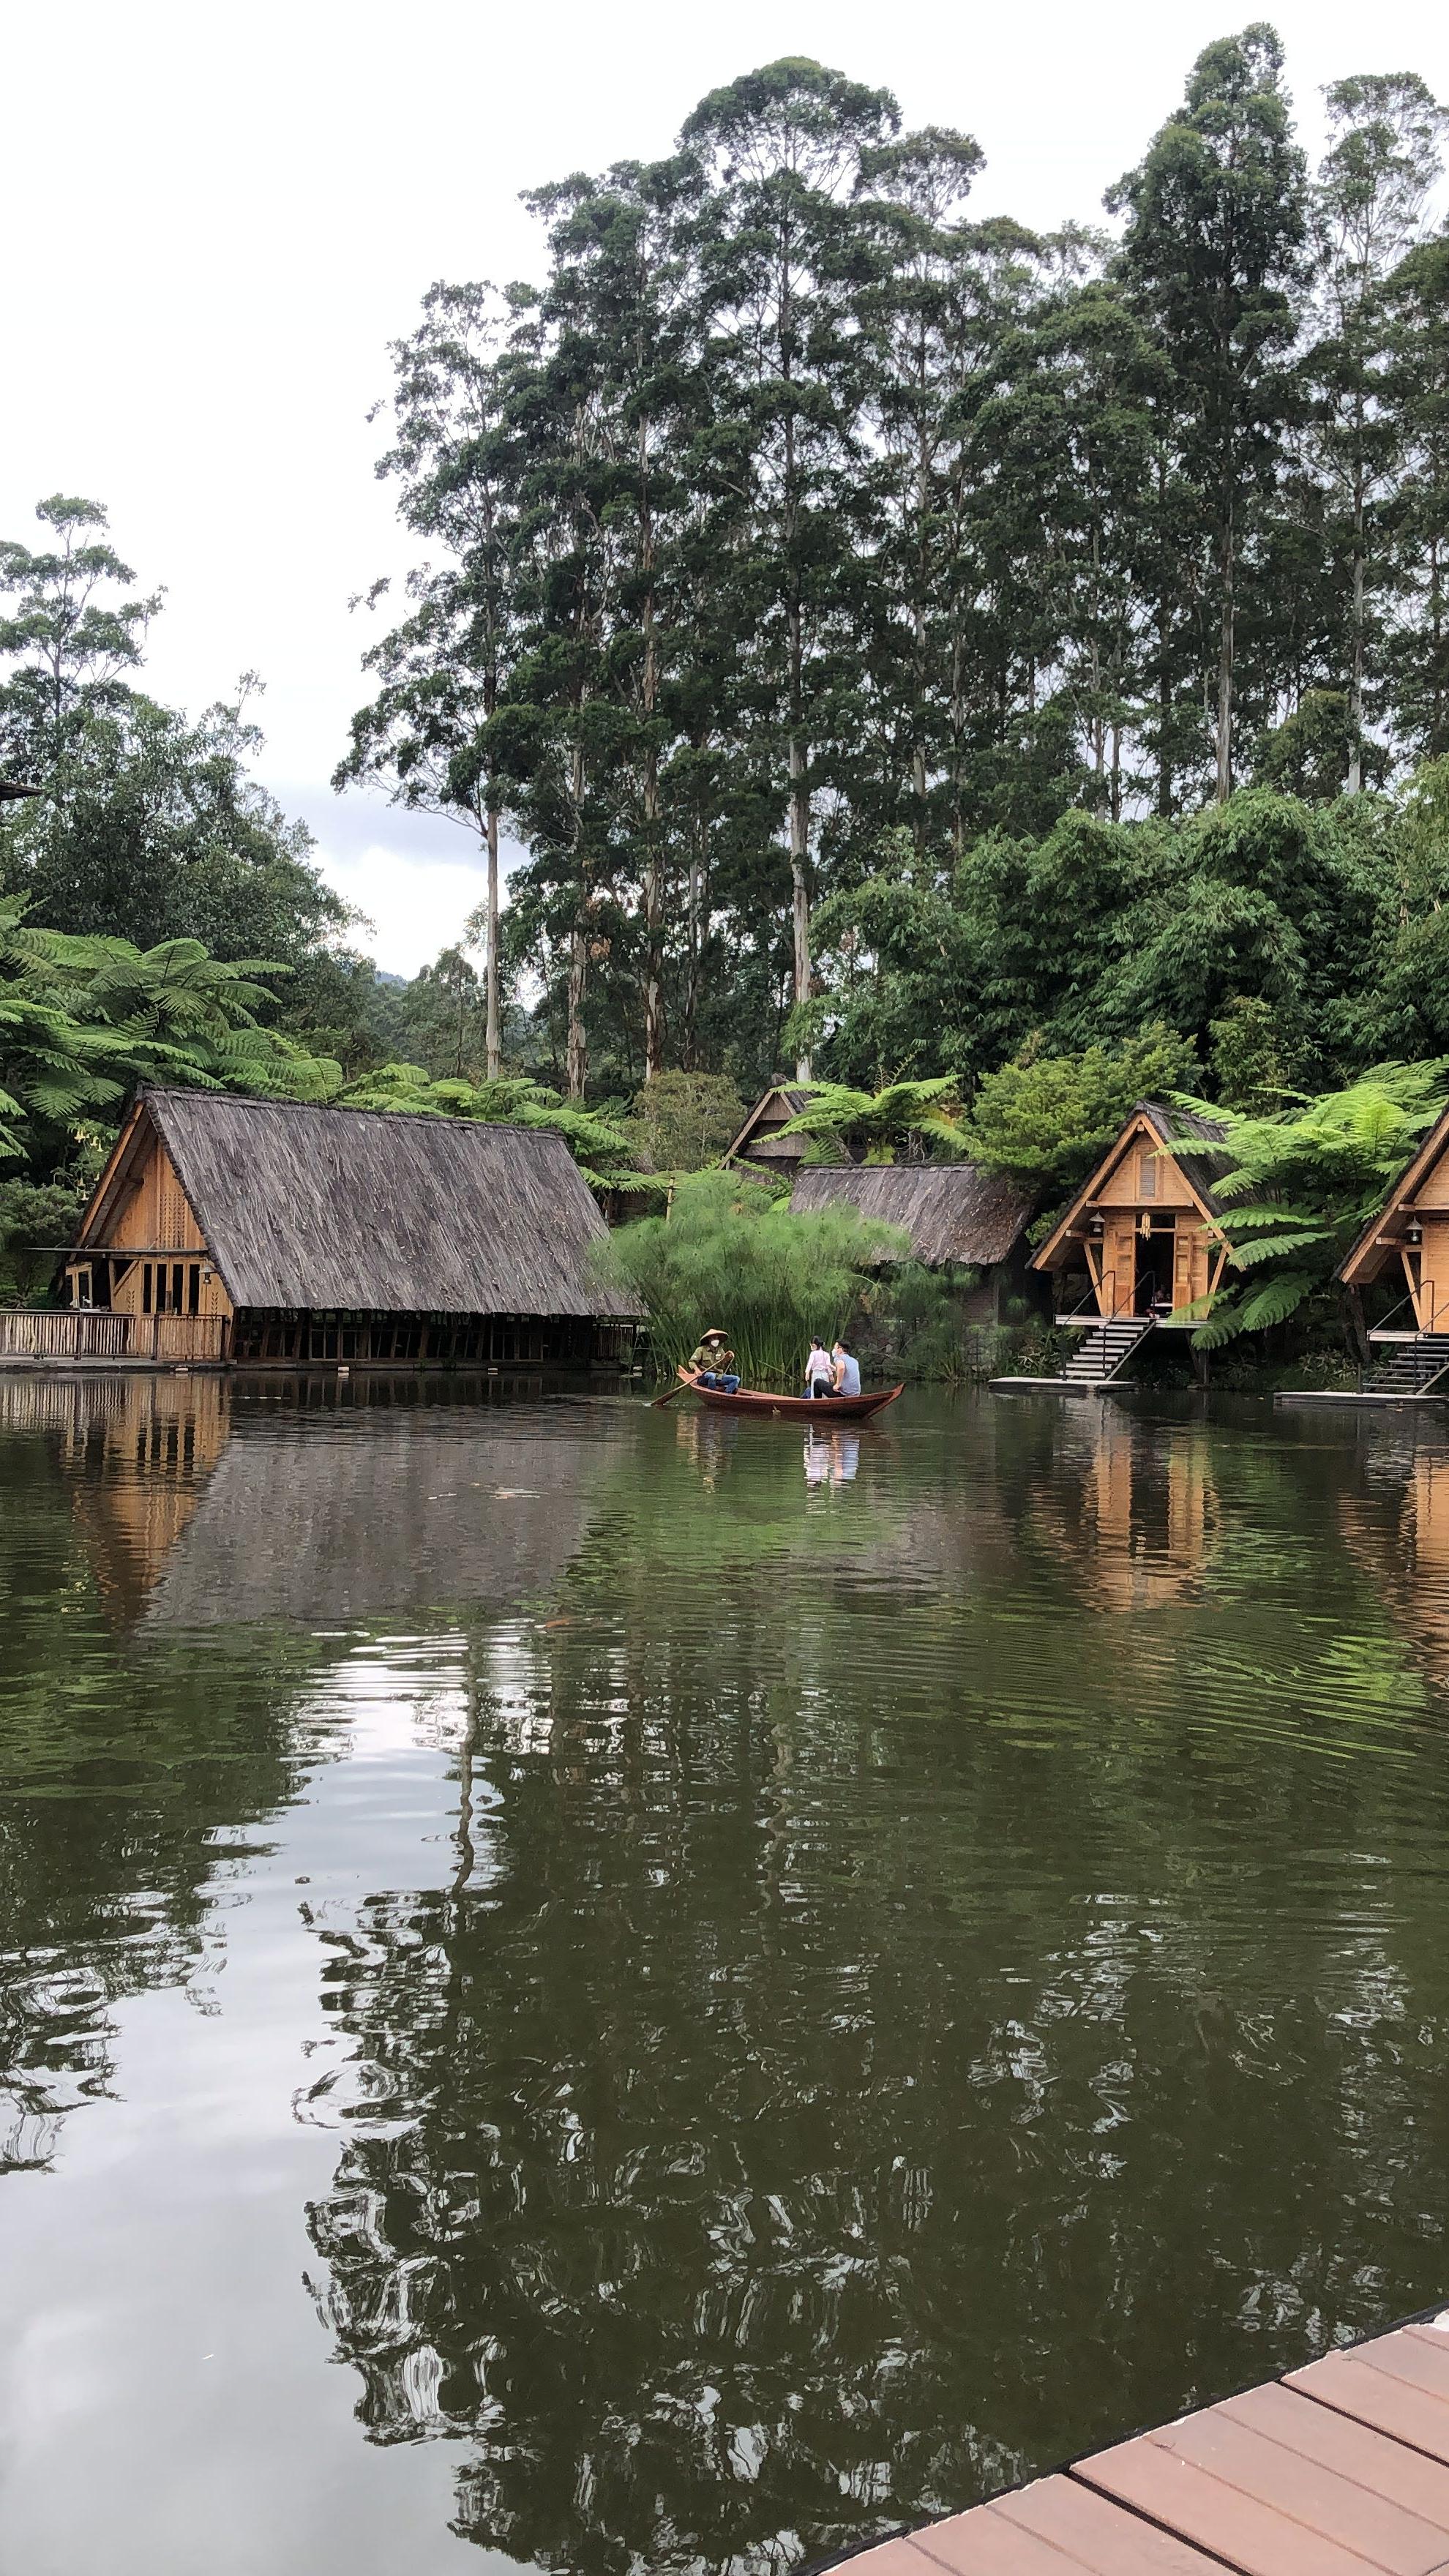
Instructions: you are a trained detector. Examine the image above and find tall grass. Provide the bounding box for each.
[594,1169,908,1390]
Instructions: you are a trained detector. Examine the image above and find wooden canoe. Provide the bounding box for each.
[674,1367,904,1421]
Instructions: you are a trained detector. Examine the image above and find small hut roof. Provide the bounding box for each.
[1137,1100,1231,1216]
[1339,1100,1449,1285]
[1032,1100,1231,1273]
[90,1090,636,1318]
[788,1162,1036,1265]
[724,1085,812,1163]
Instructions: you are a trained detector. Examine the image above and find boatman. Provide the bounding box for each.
[832,1338,862,1398]
[689,1329,738,1390]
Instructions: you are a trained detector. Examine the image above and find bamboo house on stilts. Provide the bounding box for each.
[993,1102,1231,1395]
[7,1089,638,1374]
[1338,1103,1449,1399]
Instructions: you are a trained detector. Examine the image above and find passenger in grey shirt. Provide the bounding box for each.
[832,1341,861,1397]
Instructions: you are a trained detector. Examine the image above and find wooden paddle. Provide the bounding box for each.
[652,1374,693,1409]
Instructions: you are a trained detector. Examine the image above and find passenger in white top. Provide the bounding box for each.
[832,1341,861,1398]
[804,1340,834,1397]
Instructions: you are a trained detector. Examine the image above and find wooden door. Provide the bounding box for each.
[1101,1216,1138,1316]
[1413,1221,1449,1328]
[1172,1222,1212,1318]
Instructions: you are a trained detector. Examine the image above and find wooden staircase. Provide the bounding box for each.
[1361,1332,1449,1397]
[1057,1316,1156,1387]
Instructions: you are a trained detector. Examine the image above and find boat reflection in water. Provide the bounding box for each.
[804,1424,861,1486]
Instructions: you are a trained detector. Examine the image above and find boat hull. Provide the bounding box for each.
[675,1368,904,1421]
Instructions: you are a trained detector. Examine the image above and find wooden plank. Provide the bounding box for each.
[1153,2403,1449,2569]
[1355,2331,1449,2405]
[1289,2348,1449,2466]
[824,2542,939,2574]
[911,2501,1126,2572]
[993,2471,1231,2570]
[1076,2429,1393,2575]
[1222,2383,1449,2531]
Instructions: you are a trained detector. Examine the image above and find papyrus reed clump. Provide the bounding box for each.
[594,1169,907,1390]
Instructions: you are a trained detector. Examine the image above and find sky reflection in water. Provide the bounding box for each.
[2,1373,1449,2575]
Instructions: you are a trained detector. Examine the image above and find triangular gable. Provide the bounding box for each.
[1032,1103,1225,1273]
[71,1093,221,1283]
[1340,1101,1449,1285]
[75,1097,152,1245]
[724,1085,810,1164]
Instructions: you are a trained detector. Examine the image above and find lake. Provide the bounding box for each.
[2,1372,1448,2575]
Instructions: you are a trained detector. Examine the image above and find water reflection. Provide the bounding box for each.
[7,1382,1449,2572]
[1025,1404,1221,1610]
[804,1426,860,1486]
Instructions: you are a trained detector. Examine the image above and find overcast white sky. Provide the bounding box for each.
[4,0,1446,973]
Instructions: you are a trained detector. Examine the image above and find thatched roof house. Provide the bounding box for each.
[789,1161,1037,1326]
[789,1162,1036,1268]
[65,1089,636,1369]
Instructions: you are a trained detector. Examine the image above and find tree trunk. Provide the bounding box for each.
[1156,446,1173,818]
[1342,1284,1371,1372]
[1347,476,1366,795]
[788,728,810,1084]
[484,806,501,1081]
[1215,485,1235,804]
[684,809,704,1074]
[642,738,664,1082]
[643,847,664,1081]
[567,926,588,1102]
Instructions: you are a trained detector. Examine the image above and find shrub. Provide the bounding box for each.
[594,1169,907,1390]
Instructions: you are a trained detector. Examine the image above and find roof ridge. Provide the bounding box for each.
[143,1087,561,1139]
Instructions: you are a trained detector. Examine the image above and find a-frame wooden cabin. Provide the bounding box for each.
[1025,1102,1231,1384]
[1338,1103,1449,1395]
[54,1088,637,1371]
[723,1085,812,1179]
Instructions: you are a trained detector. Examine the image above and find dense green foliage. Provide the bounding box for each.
[0,896,337,1169]
[774,1079,967,1164]
[965,1030,1201,1200]
[621,1071,747,1174]
[594,1169,907,1388]
[1168,1064,1449,1345]
[340,41,1449,1101]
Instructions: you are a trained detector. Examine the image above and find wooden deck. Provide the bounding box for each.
[828,2313,1449,2574]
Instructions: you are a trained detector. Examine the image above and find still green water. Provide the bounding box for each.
[2,1372,1449,2574]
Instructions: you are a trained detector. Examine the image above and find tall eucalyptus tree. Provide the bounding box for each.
[853,127,983,855]
[336,283,532,1076]
[1382,231,1449,763]
[1110,26,1308,802]
[1305,74,1447,788]
[527,154,705,1081]
[681,59,897,1077]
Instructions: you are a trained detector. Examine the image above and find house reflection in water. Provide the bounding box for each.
[1339,1417,1449,1691]
[1031,1406,1220,1611]
[0,1371,233,1628]
[0,1372,610,1634]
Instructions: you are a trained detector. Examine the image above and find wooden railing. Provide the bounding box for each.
[0,1311,230,1363]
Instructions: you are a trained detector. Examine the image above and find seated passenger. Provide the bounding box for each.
[832,1339,861,1398]
[805,1338,836,1398]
